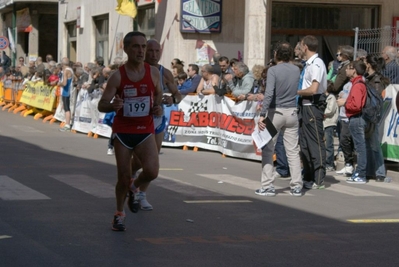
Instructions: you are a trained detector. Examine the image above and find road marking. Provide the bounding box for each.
[326,183,391,197]
[184,200,252,203]
[197,174,313,196]
[49,174,114,198]
[10,125,44,133]
[347,219,399,223]
[0,175,50,200]
[0,235,12,240]
[159,168,183,171]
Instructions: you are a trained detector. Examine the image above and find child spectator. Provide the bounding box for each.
[177,72,188,89]
[324,81,339,171]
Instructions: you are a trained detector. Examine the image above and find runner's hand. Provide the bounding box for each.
[152,105,163,116]
[113,94,123,112]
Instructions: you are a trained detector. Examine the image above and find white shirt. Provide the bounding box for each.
[302,53,327,94]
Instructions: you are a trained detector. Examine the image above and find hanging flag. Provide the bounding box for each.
[7,28,16,54]
[115,0,137,18]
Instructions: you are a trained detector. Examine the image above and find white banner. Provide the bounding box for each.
[381,84,399,162]
[161,95,262,160]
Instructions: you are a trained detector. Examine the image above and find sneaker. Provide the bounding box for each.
[112,212,126,231]
[59,126,71,132]
[255,187,276,196]
[336,164,353,176]
[127,190,140,213]
[290,187,302,197]
[346,173,367,184]
[312,183,325,189]
[303,181,314,189]
[376,176,385,182]
[326,166,336,172]
[138,192,153,211]
[107,148,114,155]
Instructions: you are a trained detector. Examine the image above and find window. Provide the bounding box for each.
[272,3,379,31]
[94,15,109,65]
[66,22,77,63]
[135,4,155,39]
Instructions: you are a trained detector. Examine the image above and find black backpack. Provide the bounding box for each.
[360,80,383,124]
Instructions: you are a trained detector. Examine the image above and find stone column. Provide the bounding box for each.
[244,0,268,67]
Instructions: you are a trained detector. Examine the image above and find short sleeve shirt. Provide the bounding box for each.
[301,53,327,94]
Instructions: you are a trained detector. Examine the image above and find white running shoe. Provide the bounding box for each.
[107,148,114,155]
[138,192,153,211]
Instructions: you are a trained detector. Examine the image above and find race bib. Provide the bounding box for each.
[123,96,150,117]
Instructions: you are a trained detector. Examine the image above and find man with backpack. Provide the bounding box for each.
[344,60,368,184]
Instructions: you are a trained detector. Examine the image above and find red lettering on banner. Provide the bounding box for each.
[169,111,255,135]
[209,112,218,127]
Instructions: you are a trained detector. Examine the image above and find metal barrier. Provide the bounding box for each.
[353,26,397,59]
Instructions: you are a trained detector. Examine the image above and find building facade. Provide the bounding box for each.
[1,0,399,69]
[0,0,58,65]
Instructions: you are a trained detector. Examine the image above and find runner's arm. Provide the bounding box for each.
[98,70,122,113]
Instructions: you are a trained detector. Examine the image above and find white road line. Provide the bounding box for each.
[0,175,50,200]
[197,174,312,196]
[10,125,44,133]
[49,174,114,198]
[0,235,12,240]
[326,183,391,197]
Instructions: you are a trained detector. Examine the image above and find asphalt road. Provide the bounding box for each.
[1,109,399,267]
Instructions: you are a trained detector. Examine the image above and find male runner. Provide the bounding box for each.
[129,39,182,211]
[98,31,163,231]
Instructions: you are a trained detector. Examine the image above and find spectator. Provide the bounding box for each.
[171,58,184,68]
[75,67,89,91]
[1,51,11,72]
[297,35,328,190]
[226,62,255,98]
[364,55,389,182]
[344,60,368,184]
[324,81,339,172]
[333,45,354,93]
[255,41,302,197]
[212,52,222,76]
[381,45,399,84]
[177,72,188,89]
[196,64,219,95]
[178,63,201,95]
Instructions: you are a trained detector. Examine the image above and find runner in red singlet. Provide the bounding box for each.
[98,31,163,231]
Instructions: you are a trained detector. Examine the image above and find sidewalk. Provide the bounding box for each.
[334,137,399,183]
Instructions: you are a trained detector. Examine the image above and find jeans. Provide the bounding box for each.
[349,116,367,177]
[324,126,336,168]
[366,123,386,177]
[339,120,354,165]
[275,132,290,176]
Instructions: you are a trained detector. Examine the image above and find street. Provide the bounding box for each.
[1,109,399,267]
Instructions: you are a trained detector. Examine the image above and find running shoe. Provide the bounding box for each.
[128,190,140,213]
[112,212,126,231]
[138,192,153,211]
[59,126,71,132]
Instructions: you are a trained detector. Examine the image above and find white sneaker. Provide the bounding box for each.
[336,164,353,175]
[107,148,114,155]
[138,192,153,211]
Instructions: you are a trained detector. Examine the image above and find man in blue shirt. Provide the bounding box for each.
[178,64,201,94]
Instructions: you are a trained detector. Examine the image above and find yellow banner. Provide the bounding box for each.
[20,81,57,111]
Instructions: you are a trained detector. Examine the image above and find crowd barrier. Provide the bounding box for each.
[1,80,399,162]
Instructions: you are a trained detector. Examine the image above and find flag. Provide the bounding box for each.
[7,28,16,54]
[115,0,137,18]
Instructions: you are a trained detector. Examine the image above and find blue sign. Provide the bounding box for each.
[180,0,222,33]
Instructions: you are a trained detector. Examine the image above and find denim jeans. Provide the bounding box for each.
[324,126,336,168]
[349,116,367,177]
[366,123,386,177]
[275,132,290,176]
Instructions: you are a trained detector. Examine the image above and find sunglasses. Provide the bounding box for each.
[336,53,341,57]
